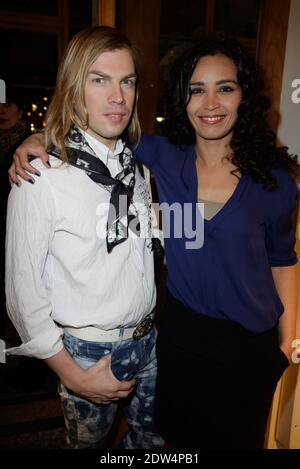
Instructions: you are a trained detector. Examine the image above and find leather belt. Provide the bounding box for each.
[64,314,154,342]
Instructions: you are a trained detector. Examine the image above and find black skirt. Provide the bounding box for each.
[155,291,289,449]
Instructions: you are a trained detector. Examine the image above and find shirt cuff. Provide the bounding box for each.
[269,255,298,267]
[5,327,64,359]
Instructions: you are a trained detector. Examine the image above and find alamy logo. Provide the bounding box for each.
[291,79,300,104]
[292,339,300,364]
[0,79,6,103]
[95,200,205,249]
[0,339,6,364]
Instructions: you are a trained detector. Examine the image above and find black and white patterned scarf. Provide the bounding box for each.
[50,126,139,253]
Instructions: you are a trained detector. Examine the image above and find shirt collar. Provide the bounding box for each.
[83,131,124,166]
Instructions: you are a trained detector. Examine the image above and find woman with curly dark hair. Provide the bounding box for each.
[9,36,299,449]
[163,36,299,188]
[146,36,299,449]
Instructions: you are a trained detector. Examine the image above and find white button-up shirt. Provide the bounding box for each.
[5,134,156,359]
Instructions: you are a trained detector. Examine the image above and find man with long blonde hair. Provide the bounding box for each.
[5,26,163,449]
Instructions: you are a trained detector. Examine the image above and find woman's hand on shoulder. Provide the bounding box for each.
[8,132,49,186]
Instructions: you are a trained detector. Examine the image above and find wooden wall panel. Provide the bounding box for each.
[258,0,291,131]
[93,0,116,27]
[116,0,161,134]
[0,0,70,59]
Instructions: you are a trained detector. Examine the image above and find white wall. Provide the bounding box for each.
[277,0,300,160]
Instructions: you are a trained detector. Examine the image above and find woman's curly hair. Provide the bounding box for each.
[163,36,299,190]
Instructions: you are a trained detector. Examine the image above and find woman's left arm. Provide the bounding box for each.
[272,265,298,362]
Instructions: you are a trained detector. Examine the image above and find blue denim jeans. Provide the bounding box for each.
[59,327,164,449]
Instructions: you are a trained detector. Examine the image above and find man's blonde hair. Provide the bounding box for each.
[44,26,141,161]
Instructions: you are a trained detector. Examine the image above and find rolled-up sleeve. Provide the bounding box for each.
[265,178,299,267]
[5,174,64,359]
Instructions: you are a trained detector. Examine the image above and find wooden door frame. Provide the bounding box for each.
[258,0,291,132]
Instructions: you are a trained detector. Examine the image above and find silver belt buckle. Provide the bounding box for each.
[133,314,154,340]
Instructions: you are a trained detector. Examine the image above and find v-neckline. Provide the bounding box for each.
[183,146,248,232]
[202,174,246,229]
